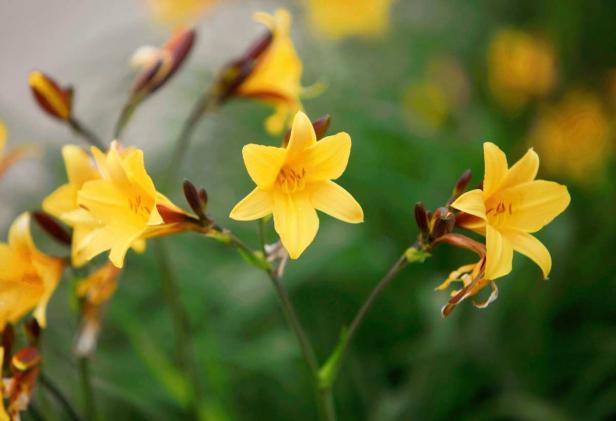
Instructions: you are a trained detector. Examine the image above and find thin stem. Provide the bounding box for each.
[153,240,202,417]
[40,374,83,421]
[164,92,217,187]
[345,255,408,351]
[254,224,335,421]
[78,357,97,421]
[68,118,104,149]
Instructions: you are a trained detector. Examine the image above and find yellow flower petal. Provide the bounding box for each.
[303,132,351,182]
[500,147,539,190]
[483,142,508,196]
[286,111,317,163]
[63,145,99,186]
[485,224,513,279]
[450,189,486,220]
[310,181,363,223]
[0,122,6,155]
[273,190,319,259]
[500,180,571,233]
[230,188,274,221]
[242,144,286,188]
[503,229,552,279]
[42,184,79,218]
[8,213,36,255]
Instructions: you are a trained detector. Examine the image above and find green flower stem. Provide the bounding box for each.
[78,356,97,421]
[164,92,218,189]
[220,224,336,421]
[68,117,104,149]
[318,247,430,391]
[40,373,83,421]
[153,240,203,417]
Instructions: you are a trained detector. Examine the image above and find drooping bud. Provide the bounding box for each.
[283,115,332,146]
[32,211,72,246]
[414,202,429,236]
[28,71,73,121]
[453,169,471,196]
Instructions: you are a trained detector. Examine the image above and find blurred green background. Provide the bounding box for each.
[1,0,615,420]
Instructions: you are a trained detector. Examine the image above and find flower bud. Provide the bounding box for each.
[23,319,41,347]
[283,115,332,146]
[28,71,73,121]
[2,324,15,370]
[431,207,455,238]
[132,28,196,97]
[11,347,41,372]
[453,169,471,196]
[183,179,208,220]
[414,202,429,235]
[32,211,72,246]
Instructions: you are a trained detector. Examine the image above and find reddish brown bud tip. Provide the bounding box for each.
[29,71,73,121]
[414,202,429,235]
[454,169,472,195]
[283,115,333,146]
[11,347,41,372]
[23,319,41,347]
[156,204,191,224]
[183,180,207,220]
[133,28,196,97]
[431,207,455,238]
[33,211,72,246]
[2,324,15,369]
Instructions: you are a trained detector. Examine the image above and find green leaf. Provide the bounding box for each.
[318,329,349,390]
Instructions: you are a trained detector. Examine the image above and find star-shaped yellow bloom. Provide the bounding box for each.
[44,142,188,268]
[237,9,309,135]
[230,111,364,259]
[0,213,64,329]
[451,142,570,280]
[306,0,395,40]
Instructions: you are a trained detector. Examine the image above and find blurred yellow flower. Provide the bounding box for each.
[403,56,470,133]
[305,0,395,40]
[0,122,34,180]
[230,111,363,259]
[44,142,190,268]
[452,142,570,280]
[488,29,556,113]
[528,91,612,182]
[145,0,217,25]
[237,9,311,135]
[0,213,64,329]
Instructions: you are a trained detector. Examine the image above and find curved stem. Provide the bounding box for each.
[68,118,104,149]
[40,373,83,421]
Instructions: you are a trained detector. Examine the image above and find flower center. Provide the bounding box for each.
[276,166,306,194]
[128,195,152,219]
[485,199,512,227]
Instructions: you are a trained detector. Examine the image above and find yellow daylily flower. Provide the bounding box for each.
[146,0,217,25]
[451,142,570,280]
[230,111,364,259]
[44,142,190,268]
[528,91,612,183]
[0,122,34,180]
[236,9,310,135]
[0,213,64,329]
[305,0,395,40]
[488,29,556,113]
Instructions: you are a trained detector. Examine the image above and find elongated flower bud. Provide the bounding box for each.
[28,71,73,121]
[32,211,72,246]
